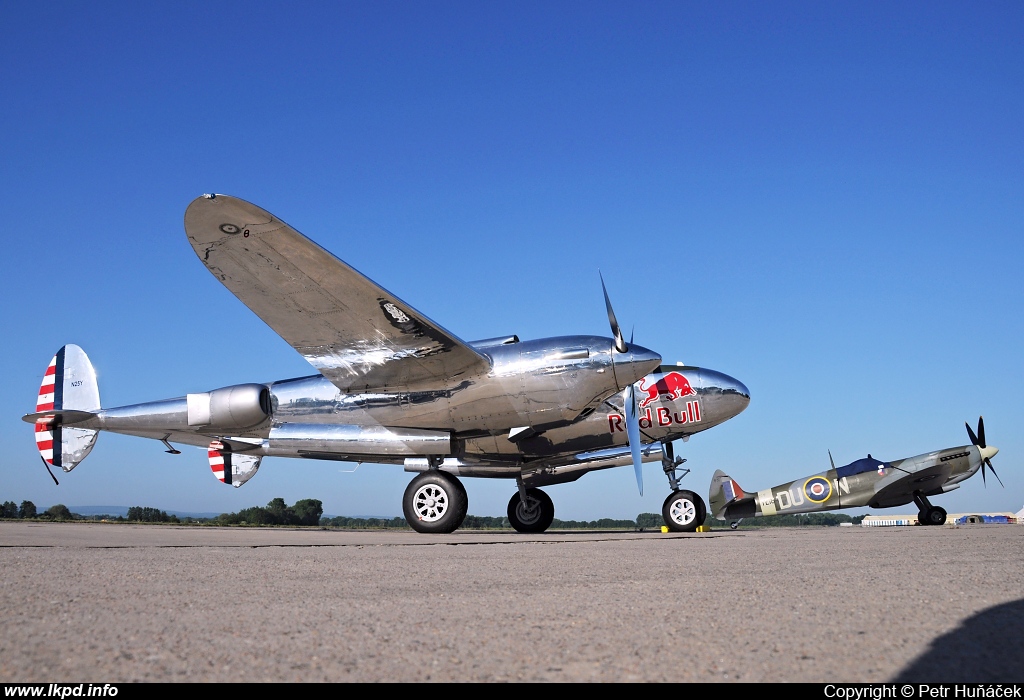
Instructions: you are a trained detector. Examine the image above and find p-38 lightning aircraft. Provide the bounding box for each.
[709,417,1001,527]
[24,194,750,533]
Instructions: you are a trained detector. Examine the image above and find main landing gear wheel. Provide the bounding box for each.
[662,490,707,533]
[507,488,555,533]
[403,471,468,534]
[919,506,947,526]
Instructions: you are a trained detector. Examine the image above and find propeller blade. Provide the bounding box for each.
[624,384,643,496]
[981,459,987,487]
[600,272,628,353]
[977,416,986,449]
[966,421,979,447]
[986,458,1004,488]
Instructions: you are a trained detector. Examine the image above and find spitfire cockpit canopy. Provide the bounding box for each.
[836,456,889,478]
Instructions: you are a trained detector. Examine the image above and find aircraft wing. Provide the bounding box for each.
[869,462,956,508]
[184,194,491,392]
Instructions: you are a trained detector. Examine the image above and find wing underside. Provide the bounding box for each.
[184,194,490,392]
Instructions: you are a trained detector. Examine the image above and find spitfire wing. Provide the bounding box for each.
[184,194,490,392]
[869,462,955,508]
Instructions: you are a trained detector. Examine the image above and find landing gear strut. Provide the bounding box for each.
[660,440,707,532]
[913,491,946,526]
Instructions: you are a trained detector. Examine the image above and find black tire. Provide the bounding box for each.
[507,488,555,533]
[403,471,468,534]
[922,506,947,526]
[663,490,706,532]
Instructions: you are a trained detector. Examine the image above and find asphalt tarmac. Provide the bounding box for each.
[1,522,1021,682]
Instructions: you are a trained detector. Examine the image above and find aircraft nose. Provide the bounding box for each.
[613,343,662,390]
[981,445,999,461]
[699,369,751,419]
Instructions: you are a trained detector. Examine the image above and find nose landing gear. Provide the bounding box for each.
[660,440,707,532]
[507,484,555,533]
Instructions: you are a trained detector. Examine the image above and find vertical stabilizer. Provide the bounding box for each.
[33,345,100,472]
[208,441,262,487]
[709,469,747,520]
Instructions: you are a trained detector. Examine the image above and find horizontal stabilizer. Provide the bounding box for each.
[22,409,97,426]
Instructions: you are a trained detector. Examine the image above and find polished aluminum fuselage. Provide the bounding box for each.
[74,334,749,482]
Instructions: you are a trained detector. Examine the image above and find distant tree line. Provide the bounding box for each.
[1,501,38,519]
[320,515,409,528]
[0,500,75,520]
[126,506,179,523]
[217,498,323,526]
[1,500,182,522]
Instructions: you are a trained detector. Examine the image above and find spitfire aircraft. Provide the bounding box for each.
[709,417,1001,527]
[24,194,750,534]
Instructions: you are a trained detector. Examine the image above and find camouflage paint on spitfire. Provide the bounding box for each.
[709,417,1001,527]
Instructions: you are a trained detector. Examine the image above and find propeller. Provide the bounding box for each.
[600,272,643,495]
[625,383,643,496]
[600,272,628,354]
[966,416,1002,487]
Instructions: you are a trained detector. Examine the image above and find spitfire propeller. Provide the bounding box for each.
[600,272,645,495]
[966,416,1002,487]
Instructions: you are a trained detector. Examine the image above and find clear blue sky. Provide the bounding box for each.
[2,1,1021,520]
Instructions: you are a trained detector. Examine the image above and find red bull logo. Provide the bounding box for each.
[637,371,696,409]
[608,400,701,433]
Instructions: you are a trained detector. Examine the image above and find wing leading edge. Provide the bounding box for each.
[184,194,490,392]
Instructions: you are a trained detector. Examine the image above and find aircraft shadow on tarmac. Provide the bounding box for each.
[892,597,1024,682]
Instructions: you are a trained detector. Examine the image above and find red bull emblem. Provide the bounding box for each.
[637,372,696,409]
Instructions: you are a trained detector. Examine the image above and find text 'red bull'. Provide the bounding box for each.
[608,401,701,433]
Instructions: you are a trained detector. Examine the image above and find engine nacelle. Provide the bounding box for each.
[187,383,271,430]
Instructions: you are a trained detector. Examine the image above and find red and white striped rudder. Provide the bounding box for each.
[208,440,262,488]
[31,345,101,472]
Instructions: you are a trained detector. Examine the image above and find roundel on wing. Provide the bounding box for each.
[803,476,832,503]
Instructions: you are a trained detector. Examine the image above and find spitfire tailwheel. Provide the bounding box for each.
[507,488,555,533]
[920,506,947,526]
[403,471,468,534]
[662,490,706,532]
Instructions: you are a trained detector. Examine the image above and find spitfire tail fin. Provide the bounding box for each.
[27,345,101,473]
[709,469,747,520]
